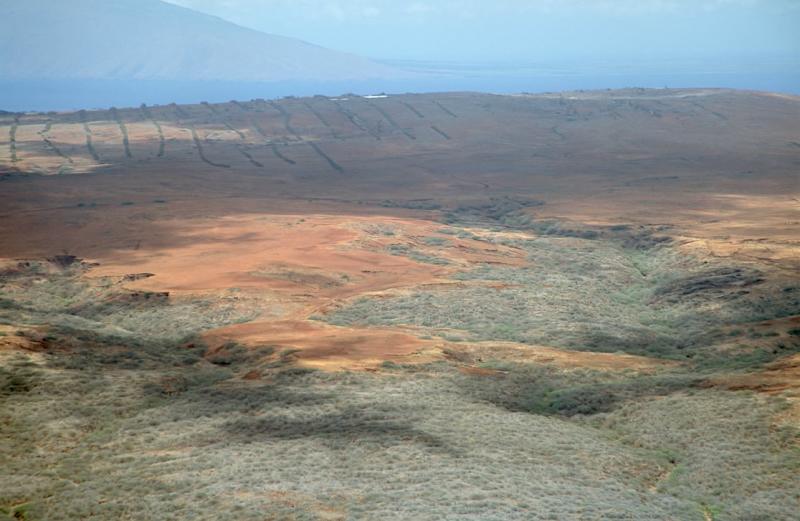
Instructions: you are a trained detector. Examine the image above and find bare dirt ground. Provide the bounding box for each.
[1,89,798,371]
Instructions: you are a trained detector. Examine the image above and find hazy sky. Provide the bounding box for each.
[165,0,800,62]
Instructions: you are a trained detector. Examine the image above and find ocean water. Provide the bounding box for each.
[2,58,798,112]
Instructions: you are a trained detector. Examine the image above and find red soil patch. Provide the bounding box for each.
[707,353,800,395]
[86,212,521,296]
[204,319,438,371]
[77,211,522,369]
[0,326,40,352]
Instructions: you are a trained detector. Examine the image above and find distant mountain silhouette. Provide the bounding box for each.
[0,0,401,81]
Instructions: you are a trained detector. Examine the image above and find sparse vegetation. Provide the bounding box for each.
[2,224,797,521]
[202,101,258,167]
[309,141,344,172]
[9,115,19,163]
[235,144,264,168]
[431,124,451,139]
[303,100,341,140]
[139,104,165,157]
[270,143,296,164]
[189,126,231,168]
[434,100,458,117]
[268,100,300,139]
[38,119,73,166]
[367,100,416,140]
[401,100,425,118]
[2,335,795,520]
[386,243,450,265]
[110,107,132,159]
[0,260,257,357]
[78,110,101,162]
[332,99,378,139]
[380,199,442,210]
[326,231,799,362]
[1,90,798,520]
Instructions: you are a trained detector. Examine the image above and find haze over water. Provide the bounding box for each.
[2,0,798,111]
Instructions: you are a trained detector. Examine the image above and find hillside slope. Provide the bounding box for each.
[0,0,399,81]
[1,89,800,520]
[0,88,799,520]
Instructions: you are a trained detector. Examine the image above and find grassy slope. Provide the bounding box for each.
[326,228,798,363]
[1,223,798,520]
[6,347,797,521]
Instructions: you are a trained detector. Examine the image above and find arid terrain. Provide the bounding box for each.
[1,88,799,520]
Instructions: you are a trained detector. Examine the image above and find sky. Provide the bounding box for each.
[164,0,800,63]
